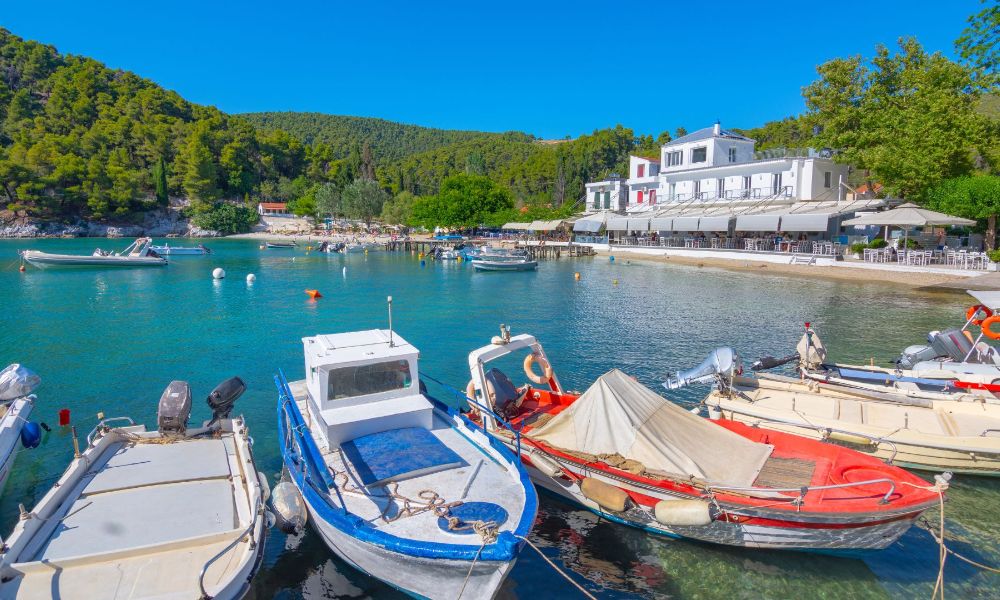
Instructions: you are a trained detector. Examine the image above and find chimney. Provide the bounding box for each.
[713,121,721,135]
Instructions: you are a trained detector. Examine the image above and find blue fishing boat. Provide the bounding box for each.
[275,320,536,599]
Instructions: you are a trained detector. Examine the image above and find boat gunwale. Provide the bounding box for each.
[276,383,534,563]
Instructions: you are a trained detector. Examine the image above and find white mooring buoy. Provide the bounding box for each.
[246,273,256,283]
[212,268,226,279]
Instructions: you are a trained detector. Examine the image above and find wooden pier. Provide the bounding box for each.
[382,238,595,259]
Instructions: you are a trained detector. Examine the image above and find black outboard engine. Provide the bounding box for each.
[158,381,193,434]
[206,376,246,425]
[750,353,800,371]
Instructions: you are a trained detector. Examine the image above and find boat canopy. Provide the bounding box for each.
[529,369,773,487]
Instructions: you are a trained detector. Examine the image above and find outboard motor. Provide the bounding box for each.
[663,348,740,390]
[207,376,246,425]
[898,343,943,369]
[0,364,40,401]
[158,381,192,434]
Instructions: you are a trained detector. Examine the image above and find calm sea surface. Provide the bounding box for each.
[0,238,996,599]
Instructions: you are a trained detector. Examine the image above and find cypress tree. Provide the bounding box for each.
[153,157,168,205]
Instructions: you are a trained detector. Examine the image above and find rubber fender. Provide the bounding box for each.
[20,422,41,449]
[526,447,562,478]
[580,477,629,512]
[653,499,712,527]
[271,481,307,534]
[827,430,873,445]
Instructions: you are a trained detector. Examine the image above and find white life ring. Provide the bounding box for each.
[523,353,553,385]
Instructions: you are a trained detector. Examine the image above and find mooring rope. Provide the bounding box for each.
[513,535,597,600]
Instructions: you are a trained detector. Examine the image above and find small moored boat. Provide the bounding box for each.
[0,364,43,493]
[471,249,536,272]
[672,348,1000,476]
[0,377,268,599]
[276,324,536,598]
[461,330,943,552]
[20,237,167,268]
[150,242,212,255]
[265,241,297,249]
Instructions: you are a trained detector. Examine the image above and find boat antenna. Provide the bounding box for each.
[387,296,394,347]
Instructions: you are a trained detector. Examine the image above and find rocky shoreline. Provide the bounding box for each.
[0,207,220,238]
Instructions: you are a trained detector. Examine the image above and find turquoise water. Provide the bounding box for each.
[0,238,997,599]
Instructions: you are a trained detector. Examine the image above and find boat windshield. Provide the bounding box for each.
[326,359,412,400]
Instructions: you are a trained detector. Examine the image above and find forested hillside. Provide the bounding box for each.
[241,112,501,163]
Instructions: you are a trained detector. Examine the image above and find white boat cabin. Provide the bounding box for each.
[302,329,433,449]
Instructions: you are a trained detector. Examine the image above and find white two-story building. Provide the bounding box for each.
[587,123,851,213]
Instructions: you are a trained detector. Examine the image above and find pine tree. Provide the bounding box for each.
[153,156,168,205]
[180,133,220,207]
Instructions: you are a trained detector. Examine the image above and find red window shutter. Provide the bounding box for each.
[650,190,656,204]
[637,190,643,203]
[637,164,644,178]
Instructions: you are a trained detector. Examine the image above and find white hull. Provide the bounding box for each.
[303,495,513,599]
[471,260,537,271]
[0,416,267,599]
[0,399,32,494]
[21,252,166,268]
[150,246,208,255]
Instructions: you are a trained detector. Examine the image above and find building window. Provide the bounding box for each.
[728,147,737,163]
[637,164,645,178]
[666,151,683,167]
[772,173,783,195]
[649,189,657,205]
[637,190,643,204]
[717,178,725,198]
[743,176,751,189]
[594,192,602,209]
[691,147,707,163]
[669,183,676,200]
[604,192,611,209]
[824,172,832,188]
[693,181,701,198]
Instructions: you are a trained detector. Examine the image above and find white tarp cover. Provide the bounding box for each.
[781,213,831,232]
[649,217,673,231]
[735,214,781,232]
[606,218,629,231]
[501,222,530,230]
[672,217,700,232]
[841,203,975,227]
[698,216,732,232]
[529,370,773,486]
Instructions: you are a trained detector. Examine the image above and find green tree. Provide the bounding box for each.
[410,173,514,227]
[380,191,417,225]
[804,38,986,199]
[315,182,341,217]
[926,174,1000,248]
[956,0,1000,87]
[179,130,220,208]
[152,156,169,205]
[341,178,388,226]
[675,127,688,138]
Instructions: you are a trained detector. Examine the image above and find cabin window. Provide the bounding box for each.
[326,360,412,400]
[691,147,707,163]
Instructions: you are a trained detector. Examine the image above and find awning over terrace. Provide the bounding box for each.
[735,214,781,232]
[606,217,629,232]
[698,216,733,232]
[572,212,610,233]
[671,217,700,232]
[501,222,531,230]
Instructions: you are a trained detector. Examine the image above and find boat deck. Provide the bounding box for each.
[2,431,257,599]
[289,380,526,547]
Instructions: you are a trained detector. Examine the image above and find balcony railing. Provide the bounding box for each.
[662,186,793,203]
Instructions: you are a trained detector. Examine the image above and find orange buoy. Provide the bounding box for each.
[305,289,323,299]
[19,265,26,272]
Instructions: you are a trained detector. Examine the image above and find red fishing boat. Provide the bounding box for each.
[459,329,945,552]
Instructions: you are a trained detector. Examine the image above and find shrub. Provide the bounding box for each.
[868,238,888,249]
[190,203,259,234]
[850,242,867,254]
[988,250,1000,264]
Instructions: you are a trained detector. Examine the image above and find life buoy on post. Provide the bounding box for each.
[523,353,554,385]
[982,315,1000,340]
[465,380,481,418]
[967,304,994,326]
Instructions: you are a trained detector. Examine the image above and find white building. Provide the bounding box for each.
[623,123,850,212]
[585,177,628,212]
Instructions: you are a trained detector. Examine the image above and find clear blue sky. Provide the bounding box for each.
[1,0,985,138]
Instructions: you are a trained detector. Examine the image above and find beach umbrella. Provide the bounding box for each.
[842,203,975,249]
